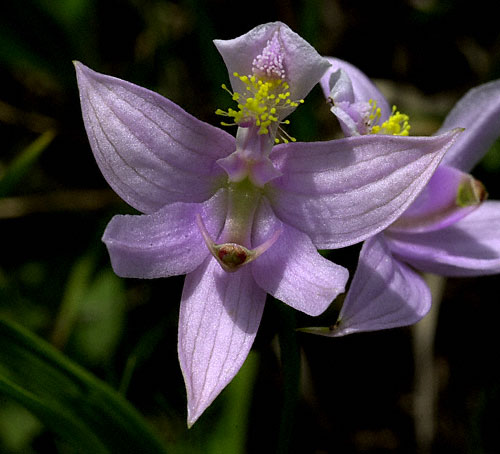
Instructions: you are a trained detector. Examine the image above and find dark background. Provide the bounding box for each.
[1,0,500,452]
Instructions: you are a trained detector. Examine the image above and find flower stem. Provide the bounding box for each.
[412,273,446,454]
[276,302,301,454]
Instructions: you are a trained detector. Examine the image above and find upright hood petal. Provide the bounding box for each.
[214,22,331,104]
[319,57,391,122]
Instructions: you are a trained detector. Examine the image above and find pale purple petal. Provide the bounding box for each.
[102,189,227,278]
[178,257,266,426]
[330,102,367,137]
[386,201,500,276]
[268,129,462,249]
[251,198,348,316]
[319,57,391,121]
[214,22,330,103]
[305,234,430,336]
[389,165,484,233]
[327,96,379,137]
[439,79,500,172]
[323,67,355,103]
[74,62,233,213]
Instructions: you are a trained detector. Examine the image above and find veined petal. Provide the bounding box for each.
[178,257,266,427]
[304,234,430,336]
[320,57,391,121]
[322,67,355,104]
[268,129,462,249]
[386,201,500,276]
[251,198,348,316]
[103,189,227,278]
[438,79,500,172]
[74,62,234,213]
[389,165,486,233]
[329,102,366,137]
[214,22,330,103]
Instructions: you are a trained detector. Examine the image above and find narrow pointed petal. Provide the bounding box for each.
[438,79,500,172]
[319,57,391,121]
[214,22,330,102]
[178,257,266,426]
[74,62,233,213]
[268,129,462,249]
[304,234,431,336]
[102,190,226,278]
[386,201,500,276]
[251,199,348,316]
[389,165,486,233]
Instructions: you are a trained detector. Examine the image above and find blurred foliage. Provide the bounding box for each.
[1,0,500,453]
[0,318,169,453]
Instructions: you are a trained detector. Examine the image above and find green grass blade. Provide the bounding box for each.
[0,318,168,453]
[0,130,56,197]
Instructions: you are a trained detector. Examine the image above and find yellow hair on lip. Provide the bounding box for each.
[368,100,411,136]
[216,72,303,143]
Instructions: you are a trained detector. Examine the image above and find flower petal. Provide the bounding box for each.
[319,57,391,121]
[102,190,227,278]
[329,101,368,137]
[251,198,348,316]
[438,79,500,172]
[386,201,500,276]
[304,234,431,336]
[74,62,234,213]
[323,67,355,104]
[389,165,485,233]
[214,22,330,103]
[268,129,462,249]
[178,257,266,427]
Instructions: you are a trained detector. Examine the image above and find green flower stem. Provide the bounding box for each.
[412,273,446,454]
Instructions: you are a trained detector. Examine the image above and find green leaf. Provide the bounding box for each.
[0,318,168,454]
[50,252,97,350]
[0,399,42,452]
[203,351,258,453]
[0,130,56,197]
[163,351,259,453]
[69,269,126,365]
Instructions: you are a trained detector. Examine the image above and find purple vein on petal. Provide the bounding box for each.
[89,83,216,187]
[103,83,232,166]
[204,272,243,405]
[339,249,404,325]
[85,91,176,192]
[83,93,155,202]
[271,149,445,238]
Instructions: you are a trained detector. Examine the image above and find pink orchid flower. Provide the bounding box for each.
[75,23,460,424]
[310,58,500,336]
